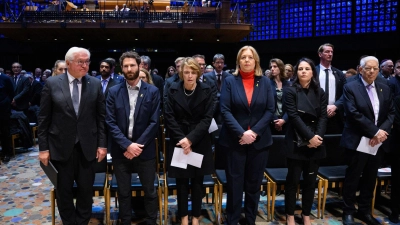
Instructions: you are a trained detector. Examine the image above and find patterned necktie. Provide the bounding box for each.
[72,79,79,115]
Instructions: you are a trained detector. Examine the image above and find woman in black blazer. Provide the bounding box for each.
[283,58,327,225]
[269,58,290,134]
[164,57,215,225]
[219,46,274,225]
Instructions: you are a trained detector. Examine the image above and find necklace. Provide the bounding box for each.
[183,85,196,96]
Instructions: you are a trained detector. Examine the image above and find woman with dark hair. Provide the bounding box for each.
[270,58,290,134]
[219,46,274,225]
[283,58,328,225]
[164,57,215,225]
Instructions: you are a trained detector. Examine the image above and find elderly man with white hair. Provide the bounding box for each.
[341,56,394,225]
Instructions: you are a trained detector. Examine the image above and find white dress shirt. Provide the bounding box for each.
[319,65,336,105]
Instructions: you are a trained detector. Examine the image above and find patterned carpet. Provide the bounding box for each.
[0,146,397,225]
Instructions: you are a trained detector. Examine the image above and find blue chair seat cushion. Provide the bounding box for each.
[318,165,347,182]
[110,173,159,190]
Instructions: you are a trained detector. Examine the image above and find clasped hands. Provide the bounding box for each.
[327,105,337,118]
[369,129,388,147]
[274,119,285,131]
[124,143,144,160]
[177,137,192,155]
[239,130,257,145]
[307,135,323,148]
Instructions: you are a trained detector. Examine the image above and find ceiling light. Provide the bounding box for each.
[107,38,110,41]
[81,38,84,40]
[54,38,57,41]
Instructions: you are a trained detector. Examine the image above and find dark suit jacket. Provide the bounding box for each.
[95,76,119,98]
[0,73,15,118]
[164,80,215,177]
[203,70,231,92]
[29,80,43,106]
[12,75,31,110]
[110,73,125,83]
[219,74,274,150]
[283,86,328,160]
[340,78,394,152]
[106,81,160,160]
[151,73,164,101]
[164,73,180,103]
[38,74,107,162]
[316,65,346,112]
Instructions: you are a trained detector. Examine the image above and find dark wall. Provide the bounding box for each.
[1,31,399,76]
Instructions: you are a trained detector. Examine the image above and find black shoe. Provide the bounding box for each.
[389,213,399,223]
[3,155,11,163]
[342,214,356,225]
[355,212,380,225]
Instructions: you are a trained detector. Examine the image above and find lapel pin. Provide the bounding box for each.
[140,94,143,97]
[256,83,258,87]
[380,89,382,92]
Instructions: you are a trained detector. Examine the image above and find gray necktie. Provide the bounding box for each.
[72,79,79,115]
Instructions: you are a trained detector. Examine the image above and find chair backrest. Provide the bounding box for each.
[319,134,346,166]
[266,135,287,168]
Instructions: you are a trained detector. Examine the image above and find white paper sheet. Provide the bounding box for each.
[378,167,391,173]
[170,147,204,169]
[107,153,112,160]
[171,147,187,169]
[208,118,218,133]
[356,136,382,156]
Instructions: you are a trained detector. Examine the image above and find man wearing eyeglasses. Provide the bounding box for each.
[38,47,107,225]
[341,56,394,225]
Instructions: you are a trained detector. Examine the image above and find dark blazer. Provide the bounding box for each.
[283,86,328,160]
[12,75,31,111]
[316,65,346,111]
[95,76,119,98]
[270,78,290,122]
[340,77,394,152]
[111,73,125,83]
[0,73,15,118]
[151,73,165,102]
[219,74,275,150]
[203,70,231,92]
[38,74,107,162]
[164,81,215,178]
[164,73,180,103]
[106,81,160,160]
[29,80,43,106]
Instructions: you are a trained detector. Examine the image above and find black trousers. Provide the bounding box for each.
[112,157,157,225]
[176,176,204,218]
[0,116,12,156]
[224,145,269,225]
[342,149,383,215]
[52,143,95,225]
[285,158,319,216]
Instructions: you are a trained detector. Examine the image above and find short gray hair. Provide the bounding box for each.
[65,47,91,61]
[360,56,379,68]
[140,55,151,67]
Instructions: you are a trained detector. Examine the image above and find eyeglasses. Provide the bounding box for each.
[72,60,91,66]
[363,67,379,72]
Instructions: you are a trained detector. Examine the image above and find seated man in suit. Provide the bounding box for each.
[106,51,160,225]
[341,56,394,225]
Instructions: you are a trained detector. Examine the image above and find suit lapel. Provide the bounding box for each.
[120,83,130,122]
[357,79,374,114]
[59,73,76,118]
[375,82,385,119]
[172,82,192,115]
[235,76,250,111]
[134,82,147,122]
[250,77,261,108]
[78,76,89,118]
[297,89,317,117]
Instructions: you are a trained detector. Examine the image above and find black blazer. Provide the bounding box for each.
[219,74,275,150]
[316,65,346,112]
[340,77,394,152]
[29,80,43,106]
[164,81,215,178]
[0,73,15,118]
[12,75,31,110]
[283,86,328,160]
[203,70,232,92]
[106,81,160,160]
[38,74,107,162]
[95,76,119,99]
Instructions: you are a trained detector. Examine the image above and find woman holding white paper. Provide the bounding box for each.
[164,57,215,225]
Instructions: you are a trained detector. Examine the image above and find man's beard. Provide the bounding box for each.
[123,70,139,80]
